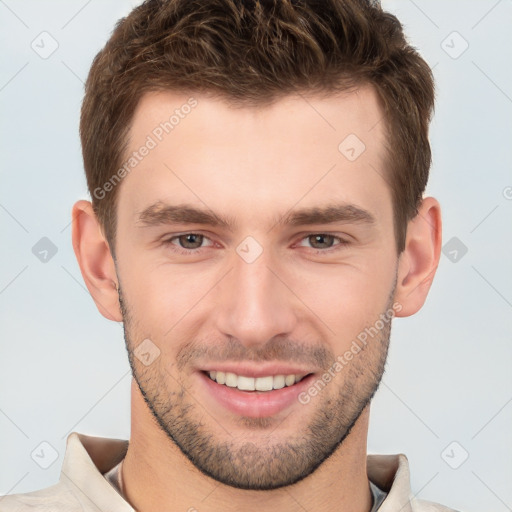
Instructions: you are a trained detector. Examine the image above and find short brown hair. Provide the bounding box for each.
[80,0,435,255]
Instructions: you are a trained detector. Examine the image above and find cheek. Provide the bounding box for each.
[287,259,396,343]
[119,256,216,334]
[117,232,397,350]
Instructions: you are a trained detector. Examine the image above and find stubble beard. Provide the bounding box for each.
[118,286,393,490]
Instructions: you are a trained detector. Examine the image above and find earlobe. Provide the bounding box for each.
[71,200,122,322]
[394,197,442,317]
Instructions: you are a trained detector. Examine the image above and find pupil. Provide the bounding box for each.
[312,234,332,248]
[181,234,202,248]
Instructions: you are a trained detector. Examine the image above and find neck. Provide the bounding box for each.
[121,379,372,512]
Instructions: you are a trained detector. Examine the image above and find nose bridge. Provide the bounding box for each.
[214,245,296,347]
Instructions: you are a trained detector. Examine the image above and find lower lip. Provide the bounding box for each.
[198,372,314,418]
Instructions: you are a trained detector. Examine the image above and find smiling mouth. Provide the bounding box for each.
[205,371,309,392]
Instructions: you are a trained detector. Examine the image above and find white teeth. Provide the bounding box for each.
[273,375,285,389]
[255,376,273,391]
[208,371,306,391]
[284,374,296,387]
[237,375,255,391]
[225,372,237,387]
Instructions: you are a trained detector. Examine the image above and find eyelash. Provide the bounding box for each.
[162,233,350,255]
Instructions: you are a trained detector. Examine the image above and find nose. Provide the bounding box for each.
[213,246,298,349]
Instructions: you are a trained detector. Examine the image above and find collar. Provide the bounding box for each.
[60,432,416,512]
[59,432,133,511]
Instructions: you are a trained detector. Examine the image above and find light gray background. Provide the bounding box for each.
[1,1,511,511]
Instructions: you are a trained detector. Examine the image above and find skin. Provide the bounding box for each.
[72,85,442,512]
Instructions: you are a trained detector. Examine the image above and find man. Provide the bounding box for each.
[0,0,455,510]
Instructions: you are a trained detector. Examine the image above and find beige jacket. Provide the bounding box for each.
[0,432,458,511]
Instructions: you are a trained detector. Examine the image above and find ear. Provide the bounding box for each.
[394,197,442,317]
[71,200,122,322]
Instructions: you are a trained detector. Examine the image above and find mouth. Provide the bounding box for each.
[205,371,307,392]
[198,367,315,418]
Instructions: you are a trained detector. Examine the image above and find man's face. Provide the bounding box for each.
[114,87,398,489]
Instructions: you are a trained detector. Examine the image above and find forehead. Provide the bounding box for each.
[118,86,390,228]
[128,86,386,151]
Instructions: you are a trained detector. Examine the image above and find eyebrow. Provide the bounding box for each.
[136,201,376,230]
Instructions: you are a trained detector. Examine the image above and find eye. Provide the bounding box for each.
[164,233,214,252]
[161,232,349,256]
[297,234,349,251]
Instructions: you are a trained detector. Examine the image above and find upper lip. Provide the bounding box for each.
[198,363,315,378]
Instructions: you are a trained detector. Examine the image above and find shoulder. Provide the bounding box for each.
[0,482,82,512]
